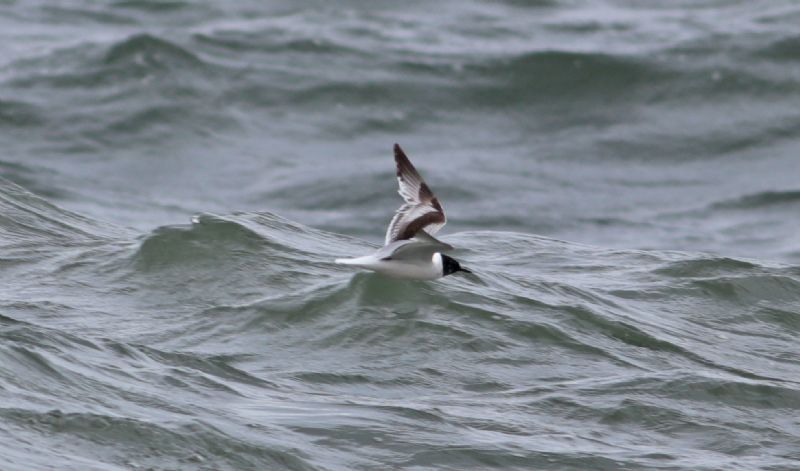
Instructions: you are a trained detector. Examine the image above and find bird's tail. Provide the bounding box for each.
[335,257,363,265]
[334,255,373,266]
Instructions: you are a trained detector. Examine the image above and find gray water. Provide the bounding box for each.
[2,1,800,470]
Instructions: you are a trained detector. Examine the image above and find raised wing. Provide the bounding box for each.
[385,144,446,244]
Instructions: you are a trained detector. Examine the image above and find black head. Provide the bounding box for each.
[441,254,472,277]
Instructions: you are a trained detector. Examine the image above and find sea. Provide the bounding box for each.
[1,1,799,470]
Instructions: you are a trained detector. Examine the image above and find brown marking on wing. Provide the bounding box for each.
[396,211,446,241]
[422,185,443,211]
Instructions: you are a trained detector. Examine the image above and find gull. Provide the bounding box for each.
[335,144,471,280]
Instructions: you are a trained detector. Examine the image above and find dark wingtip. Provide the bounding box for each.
[393,143,412,177]
[394,143,406,161]
[460,267,473,274]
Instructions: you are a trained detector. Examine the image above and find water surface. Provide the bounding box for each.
[1,1,800,469]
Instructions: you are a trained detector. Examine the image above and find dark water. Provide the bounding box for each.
[2,1,800,470]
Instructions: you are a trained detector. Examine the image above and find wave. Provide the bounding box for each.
[0,407,315,470]
[0,99,44,127]
[301,50,671,113]
[463,50,669,105]
[2,32,232,145]
[3,179,800,469]
[652,257,760,277]
[134,212,364,267]
[0,178,127,248]
[103,33,204,70]
[194,30,362,56]
[7,33,217,91]
[754,34,800,61]
[111,0,192,13]
[8,22,800,150]
[134,215,267,268]
[710,190,800,210]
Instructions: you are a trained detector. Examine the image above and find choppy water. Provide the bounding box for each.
[2,1,800,470]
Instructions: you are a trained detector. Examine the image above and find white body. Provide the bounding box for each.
[336,145,464,281]
[335,251,444,280]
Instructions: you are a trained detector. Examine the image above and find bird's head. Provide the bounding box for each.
[440,254,472,277]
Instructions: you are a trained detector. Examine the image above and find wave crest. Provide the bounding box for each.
[103,33,203,69]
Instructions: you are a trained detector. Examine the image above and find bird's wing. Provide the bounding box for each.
[412,229,453,251]
[375,238,443,262]
[385,144,446,245]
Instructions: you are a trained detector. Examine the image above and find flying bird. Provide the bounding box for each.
[335,144,471,280]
